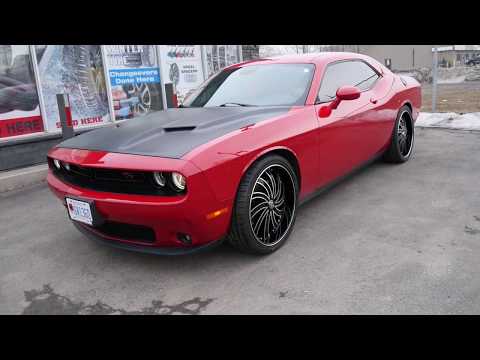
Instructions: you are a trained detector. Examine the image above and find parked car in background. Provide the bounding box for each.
[466,57,480,66]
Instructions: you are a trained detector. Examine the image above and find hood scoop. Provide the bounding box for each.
[163,126,196,132]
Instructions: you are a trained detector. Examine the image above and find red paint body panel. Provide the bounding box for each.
[47,52,421,252]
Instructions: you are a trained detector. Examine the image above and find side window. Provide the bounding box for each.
[317,60,380,103]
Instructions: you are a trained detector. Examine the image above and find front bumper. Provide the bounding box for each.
[73,221,225,255]
[47,148,234,252]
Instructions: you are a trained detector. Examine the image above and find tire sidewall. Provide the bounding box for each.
[234,155,299,254]
[393,106,414,162]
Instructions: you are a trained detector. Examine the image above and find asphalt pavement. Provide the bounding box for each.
[1,128,480,314]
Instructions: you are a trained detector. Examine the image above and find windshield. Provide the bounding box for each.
[183,63,315,107]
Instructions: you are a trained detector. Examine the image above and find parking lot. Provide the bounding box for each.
[1,128,480,314]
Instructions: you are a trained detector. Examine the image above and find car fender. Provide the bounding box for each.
[185,107,318,203]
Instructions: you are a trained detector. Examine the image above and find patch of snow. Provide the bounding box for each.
[416,112,480,131]
[438,76,466,84]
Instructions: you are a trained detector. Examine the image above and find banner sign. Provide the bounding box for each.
[104,45,163,120]
[108,68,160,86]
[158,45,205,105]
[0,115,44,138]
[0,45,44,138]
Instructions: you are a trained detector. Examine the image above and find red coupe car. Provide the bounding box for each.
[47,52,421,255]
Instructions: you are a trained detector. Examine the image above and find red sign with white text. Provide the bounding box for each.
[0,116,44,138]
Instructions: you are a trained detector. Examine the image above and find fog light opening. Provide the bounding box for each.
[177,233,192,245]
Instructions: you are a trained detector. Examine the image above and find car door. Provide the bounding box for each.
[314,59,383,187]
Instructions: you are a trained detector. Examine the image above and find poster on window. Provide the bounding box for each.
[204,45,215,78]
[159,45,205,105]
[0,45,44,138]
[35,45,110,131]
[104,45,163,120]
[204,45,239,79]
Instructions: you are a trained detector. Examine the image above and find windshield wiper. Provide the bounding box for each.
[218,102,254,107]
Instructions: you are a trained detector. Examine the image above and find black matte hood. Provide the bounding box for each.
[57,107,291,159]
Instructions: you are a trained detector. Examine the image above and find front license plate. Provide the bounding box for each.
[66,197,93,226]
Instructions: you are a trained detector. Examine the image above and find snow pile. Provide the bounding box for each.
[416,112,480,131]
[436,66,480,83]
[438,76,466,84]
[398,66,480,84]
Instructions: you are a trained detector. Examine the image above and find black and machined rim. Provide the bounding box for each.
[397,110,414,157]
[249,164,296,247]
[126,83,151,115]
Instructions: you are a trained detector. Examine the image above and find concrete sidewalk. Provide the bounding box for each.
[0,163,48,193]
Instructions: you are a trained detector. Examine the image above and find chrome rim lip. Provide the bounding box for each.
[398,110,414,158]
[248,163,296,247]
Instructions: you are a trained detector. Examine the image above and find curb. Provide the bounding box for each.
[0,164,48,193]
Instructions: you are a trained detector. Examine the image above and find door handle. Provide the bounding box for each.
[370,98,378,104]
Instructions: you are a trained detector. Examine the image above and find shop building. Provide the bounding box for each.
[435,45,480,67]
[0,45,245,171]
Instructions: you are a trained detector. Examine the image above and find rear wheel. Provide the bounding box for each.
[227,155,298,255]
[383,106,414,163]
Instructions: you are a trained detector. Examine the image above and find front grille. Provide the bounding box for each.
[88,221,156,243]
[48,158,177,196]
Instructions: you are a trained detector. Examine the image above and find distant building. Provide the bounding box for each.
[436,45,480,67]
[347,45,435,72]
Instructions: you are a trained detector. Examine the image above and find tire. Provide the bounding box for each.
[383,105,414,163]
[124,82,163,116]
[227,155,298,255]
[169,63,180,86]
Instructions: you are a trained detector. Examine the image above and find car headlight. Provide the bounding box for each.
[152,171,166,187]
[171,172,186,191]
[53,159,61,170]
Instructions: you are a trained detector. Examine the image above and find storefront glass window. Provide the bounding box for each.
[0,45,44,139]
[226,45,239,66]
[205,45,240,79]
[35,45,110,131]
[104,45,163,120]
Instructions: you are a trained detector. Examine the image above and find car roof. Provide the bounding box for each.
[228,52,387,74]
[242,52,366,65]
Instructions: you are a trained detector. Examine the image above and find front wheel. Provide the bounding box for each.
[383,105,414,163]
[227,155,298,255]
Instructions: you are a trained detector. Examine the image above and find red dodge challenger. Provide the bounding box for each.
[47,52,421,255]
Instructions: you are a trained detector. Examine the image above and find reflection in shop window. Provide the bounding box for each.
[218,46,226,69]
[0,45,44,139]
